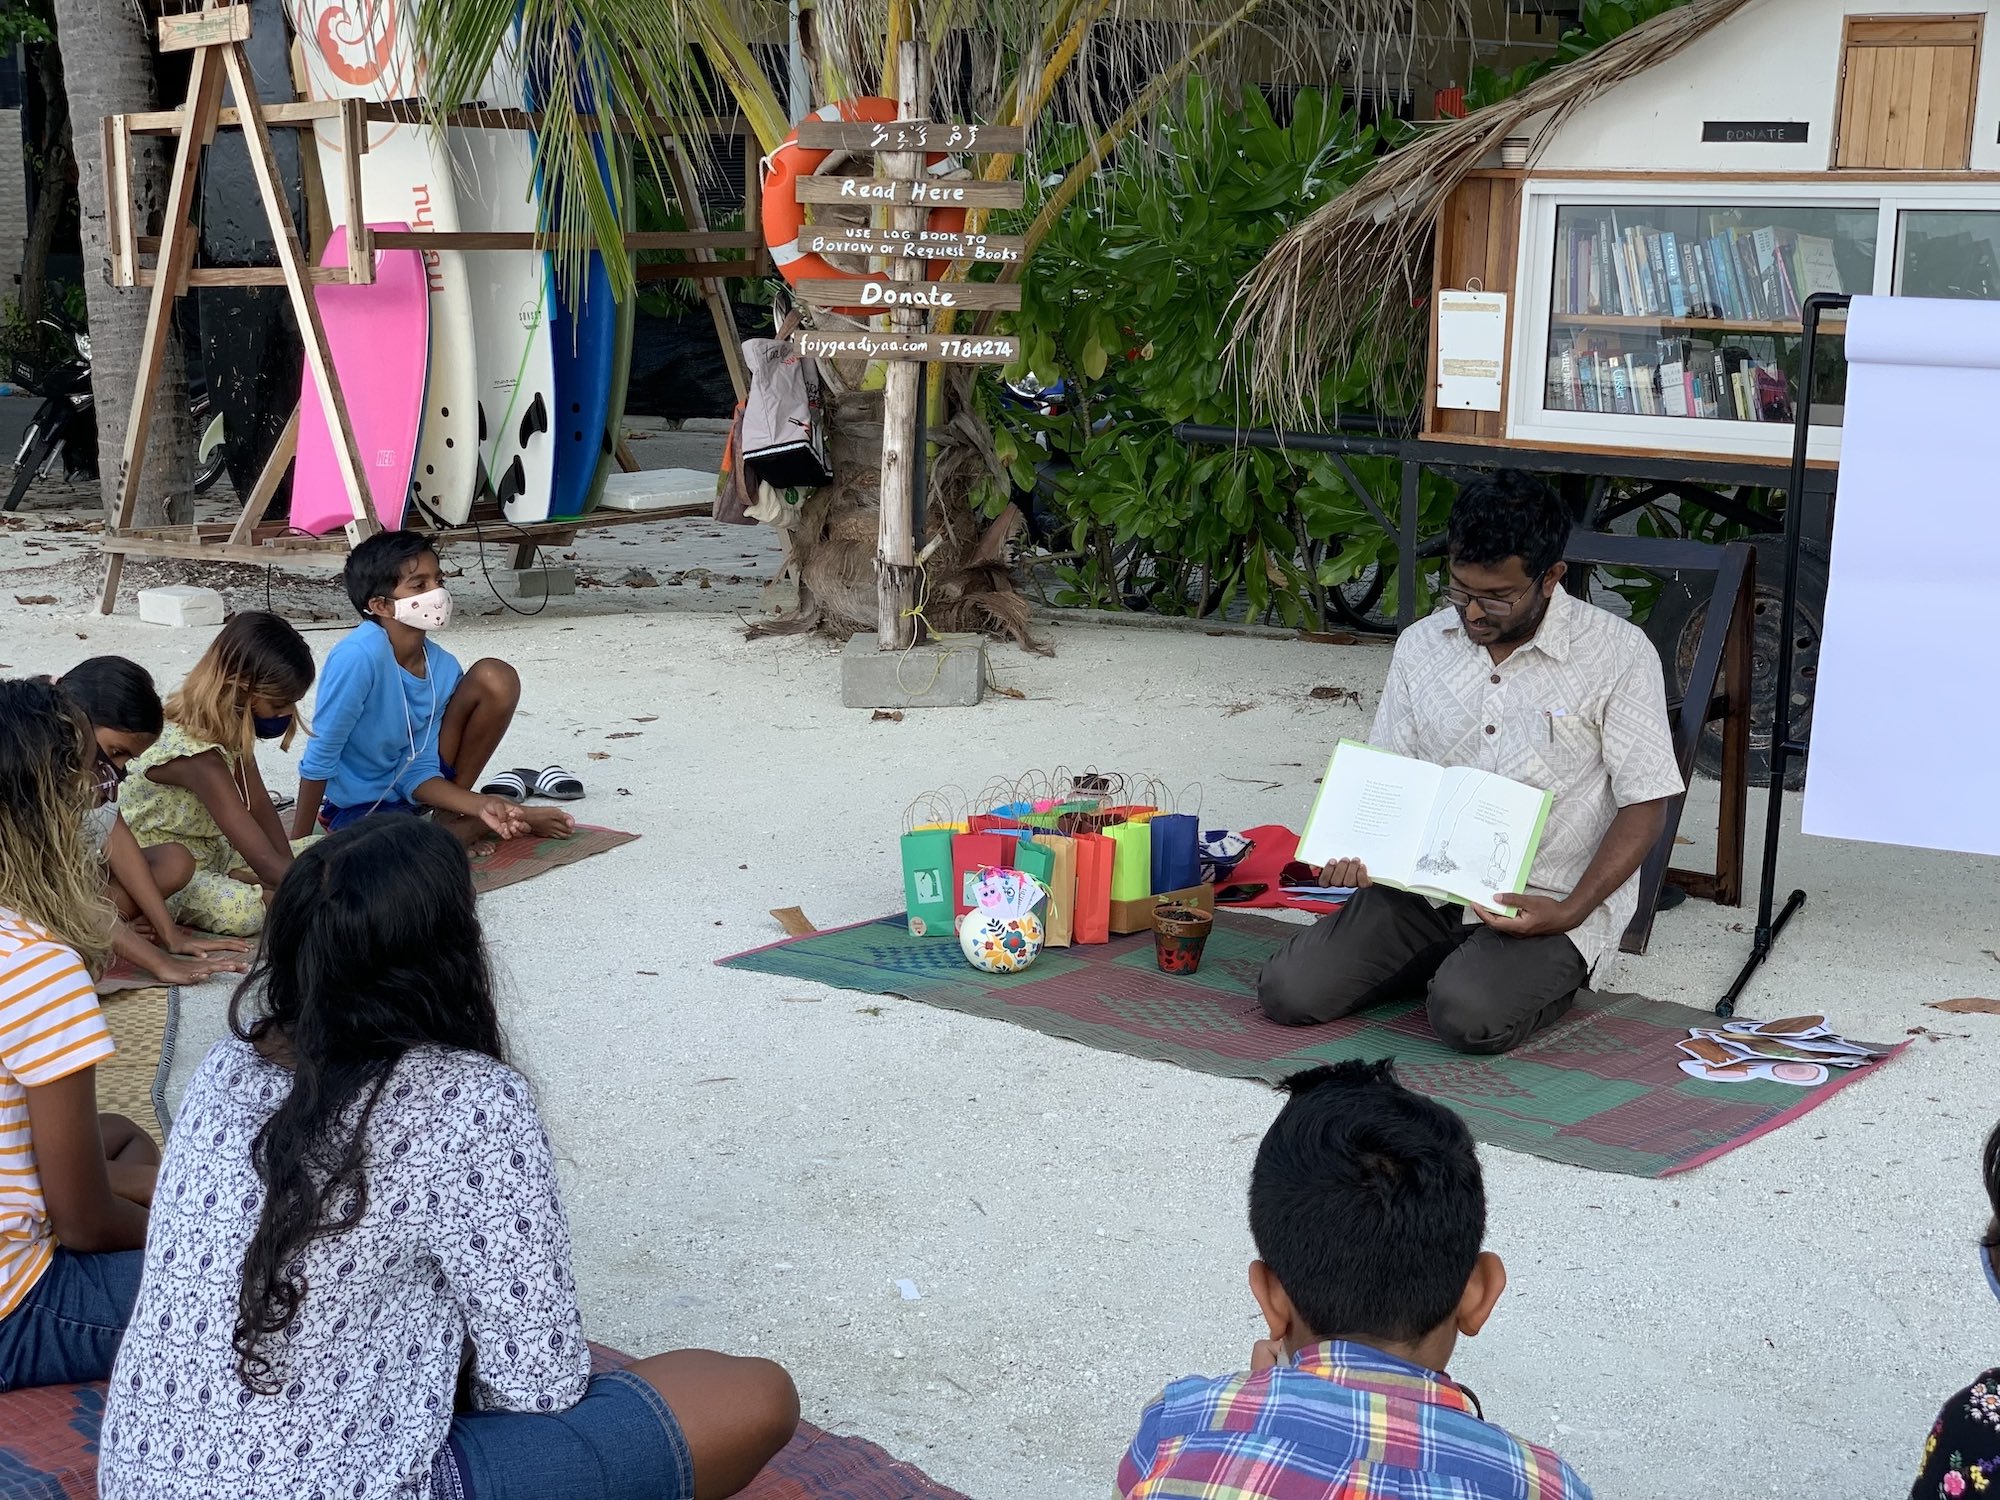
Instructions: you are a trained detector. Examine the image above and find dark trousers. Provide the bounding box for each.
[1257,886,1587,1055]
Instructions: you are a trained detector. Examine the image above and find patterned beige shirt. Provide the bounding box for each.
[1369,585,1684,971]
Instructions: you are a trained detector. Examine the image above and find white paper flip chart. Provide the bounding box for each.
[1801,294,2000,856]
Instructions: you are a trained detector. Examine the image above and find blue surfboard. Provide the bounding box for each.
[527,57,620,521]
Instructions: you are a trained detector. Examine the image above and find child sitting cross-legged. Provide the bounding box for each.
[291,531,577,844]
[0,678,158,1393]
[99,817,798,1500]
[57,656,249,986]
[1118,1059,1593,1500]
[118,612,319,938]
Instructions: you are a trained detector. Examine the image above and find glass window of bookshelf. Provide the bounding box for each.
[1897,211,2000,300]
[1542,203,1877,430]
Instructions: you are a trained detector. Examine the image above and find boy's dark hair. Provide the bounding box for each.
[1249,1060,1485,1345]
[59,656,163,734]
[1982,1121,2000,1252]
[1446,470,1570,579]
[343,530,438,621]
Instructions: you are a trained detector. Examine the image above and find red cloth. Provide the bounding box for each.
[1214,824,1346,916]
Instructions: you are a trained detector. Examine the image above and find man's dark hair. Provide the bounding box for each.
[1248,1060,1485,1344]
[58,656,163,735]
[1446,470,1569,579]
[343,530,438,621]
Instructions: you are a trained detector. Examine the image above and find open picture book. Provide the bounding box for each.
[1298,741,1554,913]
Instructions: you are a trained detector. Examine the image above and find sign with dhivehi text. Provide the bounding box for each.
[796,119,1027,155]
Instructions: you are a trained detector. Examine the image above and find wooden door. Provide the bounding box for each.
[1835,14,1983,170]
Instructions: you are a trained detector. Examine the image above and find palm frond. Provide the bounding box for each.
[1230,0,1754,417]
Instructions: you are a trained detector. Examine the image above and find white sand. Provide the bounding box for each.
[2,503,1993,1498]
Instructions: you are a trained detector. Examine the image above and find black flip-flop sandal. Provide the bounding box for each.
[532,765,584,801]
[479,768,533,801]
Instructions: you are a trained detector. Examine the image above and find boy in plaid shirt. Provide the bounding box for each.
[1118,1060,1592,1500]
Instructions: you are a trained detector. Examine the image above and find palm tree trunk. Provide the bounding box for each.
[51,0,198,526]
[18,43,72,322]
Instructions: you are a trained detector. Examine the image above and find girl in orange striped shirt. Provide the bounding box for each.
[0,678,159,1391]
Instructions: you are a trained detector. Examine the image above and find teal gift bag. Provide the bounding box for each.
[901,827,956,937]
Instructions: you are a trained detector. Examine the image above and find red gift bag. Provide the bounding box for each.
[952,832,1010,916]
[1071,831,1113,945]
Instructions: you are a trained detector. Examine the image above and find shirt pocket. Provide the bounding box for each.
[1530,713,1603,785]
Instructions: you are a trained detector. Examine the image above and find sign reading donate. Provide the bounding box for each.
[1701,120,1809,143]
[796,278,1022,312]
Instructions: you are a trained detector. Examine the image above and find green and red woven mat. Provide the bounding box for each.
[719,911,1902,1178]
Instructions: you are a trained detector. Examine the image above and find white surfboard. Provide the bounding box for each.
[288,0,482,526]
[449,53,556,523]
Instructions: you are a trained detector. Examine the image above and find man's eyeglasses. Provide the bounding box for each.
[1444,572,1546,619]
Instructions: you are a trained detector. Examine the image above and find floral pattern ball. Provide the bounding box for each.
[959,909,1045,974]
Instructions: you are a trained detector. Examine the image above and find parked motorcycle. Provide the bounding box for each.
[5,311,225,511]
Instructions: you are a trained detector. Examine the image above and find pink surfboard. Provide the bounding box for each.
[290,223,429,536]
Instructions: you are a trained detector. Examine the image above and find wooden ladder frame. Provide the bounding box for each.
[93,3,766,614]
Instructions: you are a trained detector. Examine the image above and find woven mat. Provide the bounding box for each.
[0,1345,968,1500]
[94,984,176,1148]
[470,823,639,895]
[718,912,1904,1179]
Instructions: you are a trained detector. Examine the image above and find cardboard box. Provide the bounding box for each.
[1108,882,1214,936]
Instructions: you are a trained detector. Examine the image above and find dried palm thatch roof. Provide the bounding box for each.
[1232,0,1759,417]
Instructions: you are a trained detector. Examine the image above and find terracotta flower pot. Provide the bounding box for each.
[1154,903,1214,975]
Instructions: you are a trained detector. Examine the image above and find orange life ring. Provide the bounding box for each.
[762,96,969,318]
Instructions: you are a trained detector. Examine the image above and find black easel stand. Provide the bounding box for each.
[1716,290,1851,1016]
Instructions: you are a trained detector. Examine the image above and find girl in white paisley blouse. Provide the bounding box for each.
[100,815,797,1500]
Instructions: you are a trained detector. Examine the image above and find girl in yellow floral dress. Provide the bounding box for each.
[119,612,318,937]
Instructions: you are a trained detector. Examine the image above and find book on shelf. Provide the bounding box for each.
[1556,214,1843,326]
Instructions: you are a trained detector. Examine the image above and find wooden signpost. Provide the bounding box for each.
[790,43,1028,655]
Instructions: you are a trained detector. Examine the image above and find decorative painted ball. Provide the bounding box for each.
[958,907,1046,974]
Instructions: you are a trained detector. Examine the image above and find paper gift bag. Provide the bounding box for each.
[1148,813,1201,896]
[1035,834,1078,946]
[900,827,956,937]
[952,832,1010,916]
[1013,838,1056,913]
[1105,820,1153,902]
[1071,831,1113,945]
[969,813,1028,835]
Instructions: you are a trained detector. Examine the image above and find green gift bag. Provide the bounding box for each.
[1013,838,1057,912]
[1105,820,1153,902]
[900,827,955,937]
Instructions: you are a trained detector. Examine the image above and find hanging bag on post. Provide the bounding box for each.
[739,310,834,491]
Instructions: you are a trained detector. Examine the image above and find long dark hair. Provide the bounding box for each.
[227,816,505,1391]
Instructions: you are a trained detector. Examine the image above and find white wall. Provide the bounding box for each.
[1531,0,2000,173]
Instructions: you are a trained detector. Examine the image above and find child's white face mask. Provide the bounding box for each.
[393,587,452,632]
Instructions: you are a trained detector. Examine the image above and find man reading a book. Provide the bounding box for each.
[1259,470,1684,1054]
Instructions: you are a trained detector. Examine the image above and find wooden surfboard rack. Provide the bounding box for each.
[94,0,764,613]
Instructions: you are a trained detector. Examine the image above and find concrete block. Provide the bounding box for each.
[680,416,736,435]
[496,565,576,599]
[840,631,986,709]
[599,468,717,512]
[138,585,226,628]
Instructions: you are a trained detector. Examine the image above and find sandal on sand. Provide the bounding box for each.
[479,768,534,801]
[532,765,584,801]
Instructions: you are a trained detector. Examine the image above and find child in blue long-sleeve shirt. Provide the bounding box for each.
[291,532,578,843]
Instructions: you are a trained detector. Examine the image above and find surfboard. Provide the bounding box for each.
[581,138,637,515]
[288,0,481,525]
[523,42,620,522]
[196,0,304,506]
[450,51,556,523]
[290,226,429,535]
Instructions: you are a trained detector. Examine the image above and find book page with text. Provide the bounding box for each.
[1298,741,1443,884]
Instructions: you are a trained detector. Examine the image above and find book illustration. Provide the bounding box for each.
[1298,741,1552,913]
[1675,1019,1883,1087]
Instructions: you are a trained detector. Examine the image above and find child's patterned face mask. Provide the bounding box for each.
[393,587,453,633]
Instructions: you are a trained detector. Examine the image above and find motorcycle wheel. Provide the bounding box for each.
[5,429,60,512]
